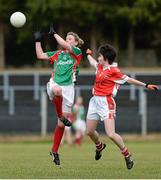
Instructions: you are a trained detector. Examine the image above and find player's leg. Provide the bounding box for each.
[74,129,83,146]
[52,85,63,119]
[50,119,65,165]
[64,126,73,146]
[86,96,106,160]
[73,120,86,146]
[50,87,74,164]
[86,119,106,160]
[48,82,73,165]
[61,126,70,145]
[47,79,69,126]
[52,86,72,126]
[47,80,71,127]
[78,120,86,145]
[104,115,134,169]
[50,107,73,165]
[47,80,63,165]
[58,84,75,126]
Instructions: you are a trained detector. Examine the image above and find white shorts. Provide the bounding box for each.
[87,96,116,121]
[73,119,86,132]
[46,78,75,113]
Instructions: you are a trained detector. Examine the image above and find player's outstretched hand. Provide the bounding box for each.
[86,49,93,55]
[48,23,56,36]
[145,84,159,90]
[34,31,43,42]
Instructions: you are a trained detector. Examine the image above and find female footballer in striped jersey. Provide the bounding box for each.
[86,44,158,170]
[34,24,84,165]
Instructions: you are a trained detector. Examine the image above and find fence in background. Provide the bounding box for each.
[0,71,161,136]
[1,71,161,101]
[0,84,160,136]
[41,86,152,136]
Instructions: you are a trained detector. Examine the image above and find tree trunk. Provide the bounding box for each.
[0,22,5,68]
[90,27,97,58]
[113,27,119,50]
[57,23,64,49]
[127,27,135,66]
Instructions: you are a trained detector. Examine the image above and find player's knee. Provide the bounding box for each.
[53,86,62,96]
[57,120,65,128]
[86,129,94,136]
[107,132,115,139]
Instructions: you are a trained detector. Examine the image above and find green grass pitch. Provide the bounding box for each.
[0,136,160,179]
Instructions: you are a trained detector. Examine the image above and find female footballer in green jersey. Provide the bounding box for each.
[72,96,86,146]
[34,24,84,165]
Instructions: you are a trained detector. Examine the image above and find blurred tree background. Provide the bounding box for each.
[0,0,161,68]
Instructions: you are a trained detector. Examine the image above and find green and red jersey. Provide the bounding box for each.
[47,46,82,85]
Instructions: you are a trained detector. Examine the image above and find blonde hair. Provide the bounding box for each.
[67,32,84,47]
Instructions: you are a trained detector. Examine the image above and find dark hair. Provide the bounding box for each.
[98,44,116,64]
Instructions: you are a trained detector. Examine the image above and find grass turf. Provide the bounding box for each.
[0,137,160,179]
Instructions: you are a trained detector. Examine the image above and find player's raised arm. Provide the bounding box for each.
[34,31,49,60]
[127,77,159,90]
[48,24,72,52]
[86,49,97,69]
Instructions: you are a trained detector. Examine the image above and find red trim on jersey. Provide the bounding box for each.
[106,96,115,110]
[49,50,62,64]
[70,52,82,65]
[72,64,77,82]
[76,54,82,65]
[70,52,82,82]
[106,96,116,119]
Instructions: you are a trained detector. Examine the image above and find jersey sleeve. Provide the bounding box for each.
[71,46,82,55]
[112,68,129,84]
[46,50,60,64]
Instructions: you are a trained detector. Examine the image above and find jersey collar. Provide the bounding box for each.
[103,62,118,70]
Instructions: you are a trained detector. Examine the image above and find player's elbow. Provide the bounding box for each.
[36,53,47,60]
[36,54,42,59]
